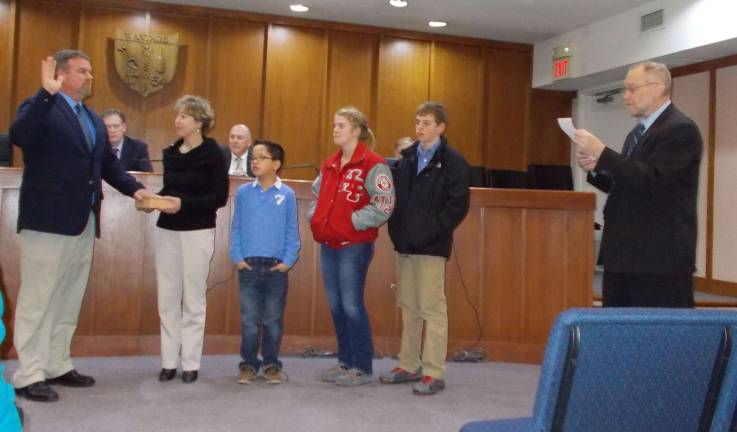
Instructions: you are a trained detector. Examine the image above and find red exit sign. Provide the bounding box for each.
[553,57,570,80]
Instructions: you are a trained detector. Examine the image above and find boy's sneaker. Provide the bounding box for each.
[334,368,373,387]
[319,363,348,382]
[379,367,423,384]
[412,376,445,395]
[237,366,257,385]
[264,365,281,385]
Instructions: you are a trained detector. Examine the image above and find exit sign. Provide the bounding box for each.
[552,44,574,81]
[553,58,570,80]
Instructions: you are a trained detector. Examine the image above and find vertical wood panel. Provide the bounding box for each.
[263,24,326,180]
[144,13,210,159]
[484,48,530,170]
[446,208,483,342]
[523,209,566,343]
[0,0,16,132]
[376,37,430,156]
[527,89,575,166]
[430,42,483,165]
[324,30,376,160]
[208,18,265,146]
[484,208,524,342]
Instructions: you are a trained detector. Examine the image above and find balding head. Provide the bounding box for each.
[228,124,252,157]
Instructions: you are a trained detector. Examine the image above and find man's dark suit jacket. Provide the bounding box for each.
[588,103,702,275]
[10,88,143,237]
[220,145,253,177]
[118,136,153,172]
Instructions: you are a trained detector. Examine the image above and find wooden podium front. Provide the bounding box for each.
[0,168,594,363]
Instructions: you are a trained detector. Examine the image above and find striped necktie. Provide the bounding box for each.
[625,123,645,157]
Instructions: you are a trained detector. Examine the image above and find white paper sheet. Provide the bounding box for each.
[557,117,576,140]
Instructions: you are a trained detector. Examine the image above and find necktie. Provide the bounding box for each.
[625,123,645,157]
[75,103,94,150]
[233,157,244,176]
[113,147,120,158]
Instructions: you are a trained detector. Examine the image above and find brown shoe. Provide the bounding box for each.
[238,366,257,385]
[264,365,281,384]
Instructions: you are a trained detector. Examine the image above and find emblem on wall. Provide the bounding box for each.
[113,29,179,97]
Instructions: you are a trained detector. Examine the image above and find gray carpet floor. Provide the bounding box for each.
[2,356,540,432]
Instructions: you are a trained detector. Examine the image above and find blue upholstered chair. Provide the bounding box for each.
[0,295,22,431]
[460,308,737,432]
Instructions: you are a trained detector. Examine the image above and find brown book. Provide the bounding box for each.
[135,197,171,210]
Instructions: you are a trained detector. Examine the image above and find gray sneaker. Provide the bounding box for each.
[412,376,445,395]
[334,368,373,387]
[319,363,348,382]
[379,367,423,384]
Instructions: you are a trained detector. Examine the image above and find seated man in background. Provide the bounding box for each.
[223,123,254,177]
[101,109,153,172]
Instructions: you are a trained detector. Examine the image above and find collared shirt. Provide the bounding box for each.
[416,137,440,174]
[640,100,671,133]
[228,150,249,176]
[60,91,96,147]
[230,176,300,267]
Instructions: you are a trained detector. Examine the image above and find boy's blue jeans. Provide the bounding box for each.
[319,242,375,374]
[238,257,288,371]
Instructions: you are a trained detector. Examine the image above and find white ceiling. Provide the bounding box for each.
[152,0,655,44]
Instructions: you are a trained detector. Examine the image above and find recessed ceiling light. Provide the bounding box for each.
[290,4,309,12]
[389,0,408,7]
[428,21,447,28]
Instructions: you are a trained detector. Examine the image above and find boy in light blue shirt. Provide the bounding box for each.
[230,141,300,385]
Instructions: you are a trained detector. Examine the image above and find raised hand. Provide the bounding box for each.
[41,57,64,95]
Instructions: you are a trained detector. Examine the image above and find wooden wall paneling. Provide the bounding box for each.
[375,37,430,157]
[203,191,235,335]
[446,207,483,343]
[364,226,398,342]
[262,24,327,181]
[484,48,531,171]
[207,18,266,146]
[523,209,567,343]
[286,183,321,337]
[483,207,524,342]
[564,210,593,308]
[430,42,483,166]
[0,0,17,132]
[78,6,147,147]
[0,188,20,355]
[527,89,575,166]
[323,30,376,159]
[88,183,147,335]
[12,0,79,167]
[144,12,210,161]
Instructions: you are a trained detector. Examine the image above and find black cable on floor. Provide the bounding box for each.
[451,243,487,362]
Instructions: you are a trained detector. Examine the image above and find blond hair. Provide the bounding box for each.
[174,95,215,135]
[335,106,375,148]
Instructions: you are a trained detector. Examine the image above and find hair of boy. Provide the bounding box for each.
[416,101,448,126]
[254,140,285,174]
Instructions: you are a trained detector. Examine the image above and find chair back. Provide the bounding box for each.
[531,308,737,432]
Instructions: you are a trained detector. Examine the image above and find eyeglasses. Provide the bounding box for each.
[251,156,274,162]
[623,82,659,93]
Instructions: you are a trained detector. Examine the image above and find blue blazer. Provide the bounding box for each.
[10,88,143,237]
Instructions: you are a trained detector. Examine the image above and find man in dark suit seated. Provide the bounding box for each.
[573,61,702,308]
[222,123,253,177]
[101,109,153,172]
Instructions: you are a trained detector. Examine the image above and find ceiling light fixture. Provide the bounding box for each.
[389,0,408,7]
[290,4,309,12]
[428,21,447,28]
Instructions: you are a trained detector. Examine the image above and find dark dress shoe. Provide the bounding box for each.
[46,369,95,387]
[181,370,198,383]
[15,382,59,402]
[159,368,176,382]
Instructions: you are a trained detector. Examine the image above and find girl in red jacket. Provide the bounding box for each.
[309,106,395,386]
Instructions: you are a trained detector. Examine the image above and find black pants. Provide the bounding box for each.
[602,271,694,308]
